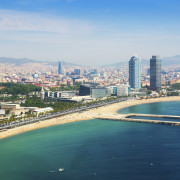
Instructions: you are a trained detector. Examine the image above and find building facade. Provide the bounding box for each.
[79,84,110,99]
[79,85,91,96]
[117,85,128,97]
[44,91,76,99]
[74,69,81,75]
[150,56,161,90]
[109,86,117,96]
[91,87,109,99]
[129,56,141,89]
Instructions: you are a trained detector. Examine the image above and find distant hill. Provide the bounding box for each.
[0,57,81,67]
[161,55,180,66]
[0,55,179,67]
[103,55,180,67]
[101,61,127,67]
[142,55,180,66]
[0,57,37,65]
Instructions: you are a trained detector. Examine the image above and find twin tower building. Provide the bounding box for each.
[129,55,161,90]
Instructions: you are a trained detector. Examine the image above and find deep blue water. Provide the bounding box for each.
[0,101,180,180]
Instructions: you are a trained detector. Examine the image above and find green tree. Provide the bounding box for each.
[5,110,10,115]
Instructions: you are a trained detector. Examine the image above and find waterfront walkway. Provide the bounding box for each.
[1,97,180,131]
[0,97,128,131]
[1,112,180,131]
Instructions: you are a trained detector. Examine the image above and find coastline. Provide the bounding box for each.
[1,96,180,140]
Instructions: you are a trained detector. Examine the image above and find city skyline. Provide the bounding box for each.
[0,0,180,66]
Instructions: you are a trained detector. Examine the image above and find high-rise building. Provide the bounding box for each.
[58,61,62,75]
[129,55,141,89]
[74,69,80,75]
[150,56,161,90]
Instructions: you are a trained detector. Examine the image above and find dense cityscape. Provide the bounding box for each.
[0,55,179,124]
[0,0,180,179]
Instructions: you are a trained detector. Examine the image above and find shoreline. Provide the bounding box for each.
[1,96,180,140]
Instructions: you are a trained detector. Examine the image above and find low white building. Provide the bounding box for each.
[1,103,20,110]
[0,109,5,117]
[60,91,77,98]
[33,107,53,116]
[71,96,93,102]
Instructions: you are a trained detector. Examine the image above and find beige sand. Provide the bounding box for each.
[1,96,180,140]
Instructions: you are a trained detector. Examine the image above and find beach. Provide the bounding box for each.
[1,96,180,140]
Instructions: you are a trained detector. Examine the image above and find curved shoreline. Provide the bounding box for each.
[1,96,180,140]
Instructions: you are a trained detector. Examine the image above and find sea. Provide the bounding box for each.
[0,101,180,180]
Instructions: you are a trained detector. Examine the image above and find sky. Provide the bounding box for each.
[0,0,180,66]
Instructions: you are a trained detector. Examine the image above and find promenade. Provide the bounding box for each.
[0,97,128,131]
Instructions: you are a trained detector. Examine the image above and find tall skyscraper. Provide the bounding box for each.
[129,55,141,89]
[150,56,161,90]
[58,61,62,75]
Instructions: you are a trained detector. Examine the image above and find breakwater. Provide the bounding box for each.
[96,113,180,126]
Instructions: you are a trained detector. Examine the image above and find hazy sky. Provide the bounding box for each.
[0,0,180,66]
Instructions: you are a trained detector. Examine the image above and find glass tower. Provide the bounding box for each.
[129,55,141,89]
[58,61,62,75]
[150,56,161,89]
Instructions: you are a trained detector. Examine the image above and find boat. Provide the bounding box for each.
[58,168,64,172]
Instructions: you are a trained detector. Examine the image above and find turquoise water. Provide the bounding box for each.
[0,101,180,180]
[118,101,180,115]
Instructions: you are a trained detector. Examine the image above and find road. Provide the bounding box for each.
[0,97,129,130]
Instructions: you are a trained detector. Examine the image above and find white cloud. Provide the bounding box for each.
[0,9,94,34]
[0,9,179,65]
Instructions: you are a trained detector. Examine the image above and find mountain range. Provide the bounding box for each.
[0,57,79,67]
[103,55,180,67]
[0,55,179,67]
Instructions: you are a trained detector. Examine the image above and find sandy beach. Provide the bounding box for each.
[1,96,180,140]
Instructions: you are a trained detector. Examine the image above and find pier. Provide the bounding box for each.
[125,113,180,119]
[95,113,180,126]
